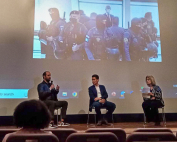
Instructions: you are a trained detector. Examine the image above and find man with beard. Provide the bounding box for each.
[124,18,150,61]
[85,14,108,60]
[106,17,124,60]
[37,71,69,127]
[59,10,88,60]
[38,8,66,59]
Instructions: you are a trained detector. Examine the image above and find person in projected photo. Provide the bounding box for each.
[106,16,124,61]
[143,12,159,58]
[88,74,116,126]
[84,12,97,31]
[123,18,151,61]
[142,76,164,126]
[144,12,156,39]
[104,5,114,28]
[37,71,69,127]
[38,8,66,59]
[141,17,158,56]
[59,10,88,60]
[85,14,108,60]
[79,10,90,24]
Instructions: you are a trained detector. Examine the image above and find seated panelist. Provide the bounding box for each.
[88,74,116,126]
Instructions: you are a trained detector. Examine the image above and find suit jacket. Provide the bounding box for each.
[37,81,58,101]
[88,85,108,111]
[104,13,114,28]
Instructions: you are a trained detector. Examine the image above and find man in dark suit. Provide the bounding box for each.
[104,5,114,28]
[88,74,116,126]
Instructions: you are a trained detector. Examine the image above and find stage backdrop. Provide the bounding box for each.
[0,0,177,116]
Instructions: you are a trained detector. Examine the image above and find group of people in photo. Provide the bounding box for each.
[38,5,159,61]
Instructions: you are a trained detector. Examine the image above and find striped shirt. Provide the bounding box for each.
[150,85,164,106]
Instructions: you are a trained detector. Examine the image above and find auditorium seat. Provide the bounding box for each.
[6,133,59,142]
[66,132,119,142]
[44,128,77,142]
[0,129,19,142]
[86,128,126,142]
[133,128,172,133]
[126,132,177,142]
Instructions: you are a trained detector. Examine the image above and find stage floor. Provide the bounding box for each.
[1,122,177,134]
[71,122,177,134]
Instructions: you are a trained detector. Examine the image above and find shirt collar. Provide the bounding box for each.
[95,84,99,87]
[42,80,50,85]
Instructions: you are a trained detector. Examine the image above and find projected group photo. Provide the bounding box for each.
[33,0,161,62]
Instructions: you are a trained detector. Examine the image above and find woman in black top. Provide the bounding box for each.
[142,75,164,126]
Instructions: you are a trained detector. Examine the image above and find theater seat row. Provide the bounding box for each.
[0,128,176,142]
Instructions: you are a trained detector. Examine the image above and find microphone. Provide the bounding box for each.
[51,81,53,84]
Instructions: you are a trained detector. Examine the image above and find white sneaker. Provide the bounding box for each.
[49,123,57,128]
[61,122,70,126]
[57,122,62,127]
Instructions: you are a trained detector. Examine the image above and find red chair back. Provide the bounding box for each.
[6,133,59,142]
[66,132,119,142]
[86,128,126,142]
[134,128,172,133]
[126,132,177,142]
[44,128,77,142]
[0,129,19,142]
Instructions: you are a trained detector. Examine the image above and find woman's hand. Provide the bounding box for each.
[148,92,154,96]
[151,97,155,100]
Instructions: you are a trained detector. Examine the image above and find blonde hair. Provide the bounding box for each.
[146,75,156,86]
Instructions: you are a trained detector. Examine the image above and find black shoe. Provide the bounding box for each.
[146,120,152,123]
[155,122,161,126]
[102,119,111,126]
[97,120,102,126]
[146,117,153,123]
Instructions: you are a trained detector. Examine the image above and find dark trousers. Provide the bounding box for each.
[142,100,163,122]
[91,101,116,121]
[43,100,68,120]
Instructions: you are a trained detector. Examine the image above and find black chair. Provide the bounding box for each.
[86,128,126,142]
[143,107,166,127]
[87,107,114,127]
[55,107,62,125]
[126,132,177,142]
[66,132,119,142]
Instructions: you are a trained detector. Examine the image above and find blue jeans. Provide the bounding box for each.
[91,101,116,121]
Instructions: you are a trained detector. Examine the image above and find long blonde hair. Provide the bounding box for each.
[146,75,156,86]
